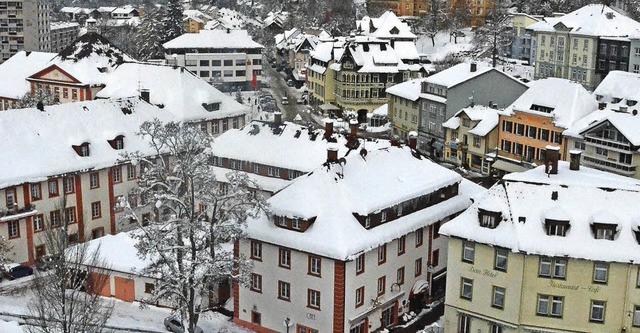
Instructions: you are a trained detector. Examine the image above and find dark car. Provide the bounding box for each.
[164,317,203,333]
[3,263,34,280]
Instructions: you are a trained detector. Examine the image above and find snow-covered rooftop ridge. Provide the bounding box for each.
[594,70,640,102]
[425,62,493,88]
[440,161,640,264]
[502,77,597,129]
[448,105,500,136]
[386,77,427,101]
[80,230,151,275]
[210,120,390,172]
[356,11,416,40]
[247,146,481,260]
[163,29,263,49]
[0,51,56,99]
[0,98,176,189]
[528,4,640,38]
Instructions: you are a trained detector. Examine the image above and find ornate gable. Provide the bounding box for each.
[28,65,82,84]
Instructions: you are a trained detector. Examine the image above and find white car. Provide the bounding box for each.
[164,317,203,333]
[281,96,289,105]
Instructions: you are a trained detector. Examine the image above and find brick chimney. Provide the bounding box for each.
[470,62,477,72]
[274,111,282,125]
[569,149,582,171]
[324,119,334,140]
[390,135,400,147]
[327,142,339,163]
[349,119,358,143]
[408,131,418,149]
[545,145,560,175]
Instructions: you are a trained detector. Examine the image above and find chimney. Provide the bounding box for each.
[569,149,582,171]
[349,119,358,143]
[408,131,417,149]
[273,111,282,124]
[140,89,150,103]
[227,28,231,34]
[324,119,334,140]
[390,135,400,147]
[327,142,339,163]
[470,62,477,72]
[598,102,607,110]
[545,145,560,175]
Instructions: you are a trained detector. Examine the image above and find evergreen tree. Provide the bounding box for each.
[163,0,186,43]
[137,6,166,60]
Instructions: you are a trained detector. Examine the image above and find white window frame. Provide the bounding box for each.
[593,263,608,283]
[461,278,473,300]
[590,300,605,322]
[462,242,475,263]
[492,286,505,309]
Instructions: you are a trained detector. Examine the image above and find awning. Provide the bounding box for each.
[411,279,428,294]
[491,159,531,173]
[319,103,340,111]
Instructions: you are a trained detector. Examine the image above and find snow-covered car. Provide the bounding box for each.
[3,263,33,280]
[163,317,203,333]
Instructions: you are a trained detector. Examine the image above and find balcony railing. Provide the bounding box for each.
[0,203,37,221]
[583,155,637,175]
[584,135,631,152]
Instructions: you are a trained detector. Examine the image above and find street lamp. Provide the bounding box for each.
[427,263,435,301]
[283,317,292,333]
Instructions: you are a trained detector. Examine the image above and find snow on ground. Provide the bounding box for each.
[0,320,23,333]
[416,28,475,62]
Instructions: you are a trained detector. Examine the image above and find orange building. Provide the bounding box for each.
[450,0,495,27]
[368,0,429,16]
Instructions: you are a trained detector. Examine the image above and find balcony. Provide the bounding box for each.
[0,204,37,222]
[584,135,631,152]
[582,155,637,176]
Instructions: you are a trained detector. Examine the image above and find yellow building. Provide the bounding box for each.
[442,105,500,174]
[386,78,424,139]
[440,156,640,333]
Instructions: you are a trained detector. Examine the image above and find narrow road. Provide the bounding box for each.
[263,65,314,125]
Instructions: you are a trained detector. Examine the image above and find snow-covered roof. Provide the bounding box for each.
[356,11,416,40]
[0,51,56,99]
[425,62,493,88]
[446,105,500,136]
[386,78,427,101]
[528,4,640,38]
[97,6,117,13]
[594,70,640,103]
[440,161,640,264]
[82,231,151,275]
[163,30,263,50]
[210,120,390,172]
[247,146,482,260]
[112,5,138,15]
[95,62,248,123]
[564,103,640,147]
[310,41,335,62]
[0,98,176,189]
[501,77,597,129]
[372,103,388,116]
[50,21,81,30]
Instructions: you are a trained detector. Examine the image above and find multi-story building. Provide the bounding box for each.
[440,153,640,333]
[183,10,213,33]
[509,13,541,63]
[565,70,640,179]
[442,105,499,174]
[416,62,528,157]
[386,78,424,139]
[163,29,264,91]
[0,0,51,63]
[492,78,597,175]
[530,4,640,90]
[49,22,80,53]
[275,28,330,85]
[366,0,428,17]
[235,143,483,333]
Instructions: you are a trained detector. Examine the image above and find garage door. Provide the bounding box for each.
[89,273,111,297]
[114,276,135,302]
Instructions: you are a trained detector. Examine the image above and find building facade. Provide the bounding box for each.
[0,0,51,62]
[50,22,80,53]
[387,78,424,139]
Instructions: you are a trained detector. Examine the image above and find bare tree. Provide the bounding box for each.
[27,195,114,333]
[18,86,59,110]
[474,2,514,67]
[120,119,268,333]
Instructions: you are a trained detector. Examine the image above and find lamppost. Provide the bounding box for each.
[427,263,435,302]
[283,317,292,333]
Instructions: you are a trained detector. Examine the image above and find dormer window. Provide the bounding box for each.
[202,102,220,112]
[545,219,569,236]
[478,209,501,229]
[72,142,90,157]
[591,223,617,240]
[273,215,314,232]
[107,135,124,150]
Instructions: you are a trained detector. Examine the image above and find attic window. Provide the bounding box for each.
[97,67,107,73]
[628,100,637,107]
[634,228,640,245]
[478,209,501,229]
[545,219,570,237]
[591,223,617,240]
[202,102,220,112]
[72,143,90,157]
[273,215,314,232]
[107,135,124,150]
[390,27,399,35]
[530,104,554,113]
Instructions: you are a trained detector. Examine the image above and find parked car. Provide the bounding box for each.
[3,263,33,280]
[281,96,289,105]
[164,317,203,333]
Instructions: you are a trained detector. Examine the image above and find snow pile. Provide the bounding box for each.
[416,28,474,62]
[0,320,23,333]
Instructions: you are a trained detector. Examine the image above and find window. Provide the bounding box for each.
[236,70,246,77]
[460,277,473,300]
[250,273,262,292]
[537,294,563,317]
[490,324,503,333]
[278,281,291,301]
[50,210,61,227]
[473,136,481,148]
[112,166,122,183]
[91,201,101,219]
[595,226,615,240]
[356,254,365,275]
[462,242,475,263]
[432,249,440,266]
[377,276,386,296]
[48,180,58,197]
[395,266,406,286]
[64,177,75,194]
[381,211,387,222]
[492,286,505,309]
[546,220,569,236]
[292,218,301,230]
[279,248,291,269]
[199,60,209,66]
[33,214,44,232]
[590,300,605,323]
[268,166,280,177]
[415,228,424,247]
[397,236,405,255]
[145,283,154,294]
[89,172,99,189]
[480,213,498,228]
[31,183,42,201]
[307,289,320,309]
[355,286,364,308]
[378,245,386,264]
[65,207,75,224]
[127,164,136,180]
[5,188,16,207]
[593,263,608,284]
[251,241,262,260]
[458,315,471,333]
[539,257,566,278]
[212,60,221,66]
[415,258,422,277]
[223,60,233,66]
[494,248,508,272]
[309,256,321,276]
[8,221,19,238]
[633,305,640,327]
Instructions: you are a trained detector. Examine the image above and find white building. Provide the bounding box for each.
[50,22,81,53]
[163,30,264,91]
[0,0,51,63]
[234,143,484,333]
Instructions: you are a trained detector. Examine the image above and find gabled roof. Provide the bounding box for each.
[112,5,138,15]
[247,146,482,260]
[95,62,248,123]
[425,62,493,88]
[386,78,427,101]
[0,51,56,99]
[163,30,263,49]
[594,70,640,103]
[356,11,416,40]
[528,4,640,38]
[440,162,640,264]
[501,77,597,129]
[443,105,500,136]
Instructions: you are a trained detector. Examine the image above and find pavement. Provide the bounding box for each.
[263,65,316,125]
